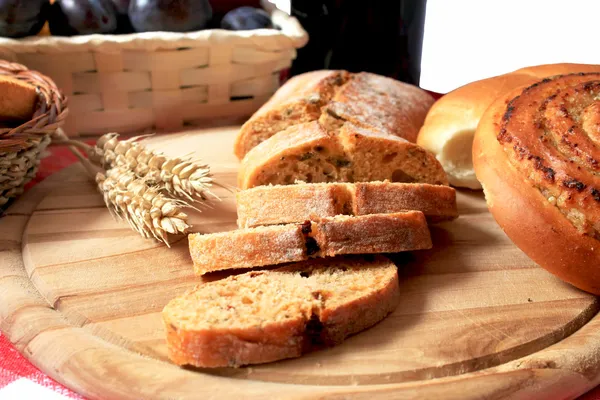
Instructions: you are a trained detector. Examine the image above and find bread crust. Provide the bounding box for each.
[312,212,432,257]
[0,75,38,121]
[325,72,434,143]
[188,225,306,275]
[236,181,457,228]
[473,75,600,294]
[234,70,434,159]
[234,70,348,159]
[237,121,448,190]
[418,63,600,189]
[163,255,400,368]
[189,212,431,275]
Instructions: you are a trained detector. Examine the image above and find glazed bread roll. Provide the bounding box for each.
[473,72,600,294]
[418,63,600,189]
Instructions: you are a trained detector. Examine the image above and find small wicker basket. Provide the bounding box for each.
[0,60,68,207]
[0,8,307,137]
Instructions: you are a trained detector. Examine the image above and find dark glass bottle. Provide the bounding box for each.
[290,0,427,85]
[289,0,337,75]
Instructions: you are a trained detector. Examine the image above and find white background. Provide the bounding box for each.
[420,0,600,93]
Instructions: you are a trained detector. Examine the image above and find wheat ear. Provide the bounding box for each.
[93,133,216,201]
[96,166,190,247]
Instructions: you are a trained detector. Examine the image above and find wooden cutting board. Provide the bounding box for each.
[2,126,600,400]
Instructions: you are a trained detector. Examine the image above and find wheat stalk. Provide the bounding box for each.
[96,165,190,247]
[93,133,216,201]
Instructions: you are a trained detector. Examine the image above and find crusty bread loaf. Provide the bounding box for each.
[189,211,431,275]
[236,181,457,228]
[234,70,434,159]
[417,63,600,189]
[163,255,400,368]
[238,120,448,190]
[0,75,37,121]
[473,72,600,295]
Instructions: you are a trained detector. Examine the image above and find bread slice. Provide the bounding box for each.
[163,255,400,368]
[233,70,434,159]
[0,75,37,121]
[237,120,448,190]
[236,181,458,228]
[188,211,431,275]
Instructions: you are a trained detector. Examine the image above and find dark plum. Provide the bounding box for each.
[49,0,118,36]
[220,6,273,31]
[0,0,49,38]
[129,0,212,33]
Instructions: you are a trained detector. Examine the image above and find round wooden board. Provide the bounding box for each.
[2,126,600,400]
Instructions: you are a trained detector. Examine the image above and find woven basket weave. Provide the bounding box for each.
[0,9,307,137]
[0,60,68,207]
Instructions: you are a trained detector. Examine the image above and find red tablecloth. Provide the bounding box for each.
[1,145,600,400]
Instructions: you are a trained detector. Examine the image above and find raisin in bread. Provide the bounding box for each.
[236,181,458,228]
[163,255,400,367]
[188,211,431,275]
[233,70,434,159]
[238,120,448,190]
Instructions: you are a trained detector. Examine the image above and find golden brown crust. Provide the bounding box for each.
[236,183,352,228]
[233,70,434,159]
[237,121,448,190]
[234,70,349,159]
[189,212,431,275]
[326,72,434,143]
[351,181,457,222]
[418,63,600,189]
[473,73,600,294]
[0,75,37,121]
[163,255,400,368]
[188,225,306,275]
[236,181,457,228]
[311,212,432,257]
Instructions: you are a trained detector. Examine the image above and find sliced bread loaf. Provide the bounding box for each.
[163,255,400,367]
[188,211,431,275]
[233,70,434,159]
[233,70,350,159]
[236,181,458,228]
[237,121,448,189]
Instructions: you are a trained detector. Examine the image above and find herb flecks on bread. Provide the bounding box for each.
[238,121,448,190]
[163,255,400,368]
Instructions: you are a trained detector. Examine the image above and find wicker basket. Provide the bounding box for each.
[0,8,307,137]
[0,60,68,207]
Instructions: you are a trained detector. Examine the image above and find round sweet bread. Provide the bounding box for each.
[474,72,600,294]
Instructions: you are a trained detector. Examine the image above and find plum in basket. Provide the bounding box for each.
[221,6,273,31]
[129,0,212,33]
[49,0,118,36]
[0,0,50,38]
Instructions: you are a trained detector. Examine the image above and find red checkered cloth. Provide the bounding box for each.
[2,144,600,400]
